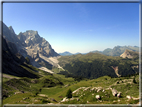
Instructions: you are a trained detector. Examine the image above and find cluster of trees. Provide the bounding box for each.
[59,53,139,79]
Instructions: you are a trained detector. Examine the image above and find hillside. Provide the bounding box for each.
[58,52,139,79]
[3,72,139,104]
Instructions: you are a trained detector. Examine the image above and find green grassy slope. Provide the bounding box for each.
[3,71,139,104]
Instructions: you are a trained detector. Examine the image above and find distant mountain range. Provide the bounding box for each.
[59,46,139,56]
[59,51,81,56]
[59,51,73,56]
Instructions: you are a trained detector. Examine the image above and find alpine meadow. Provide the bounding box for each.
[2,2,141,106]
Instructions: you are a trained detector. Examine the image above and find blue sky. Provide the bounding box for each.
[3,3,139,53]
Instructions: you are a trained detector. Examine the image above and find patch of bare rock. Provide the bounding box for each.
[61,86,139,103]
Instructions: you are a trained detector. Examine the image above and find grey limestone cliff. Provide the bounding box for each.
[3,22,60,69]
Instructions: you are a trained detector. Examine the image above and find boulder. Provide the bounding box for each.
[14,91,22,94]
[61,97,69,102]
[111,89,117,96]
[102,89,105,92]
[126,95,132,99]
[83,87,90,91]
[91,87,96,91]
[96,95,101,100]
[117,92,121,98]
[97,89,101,92]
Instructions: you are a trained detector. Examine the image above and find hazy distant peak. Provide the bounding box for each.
[114,45,121,48]
[59,51,73,56]
[134,46,139,48]
[104,48,112,50]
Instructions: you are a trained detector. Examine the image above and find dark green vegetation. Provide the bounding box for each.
[58,52,139,79]
[66,89,72,98]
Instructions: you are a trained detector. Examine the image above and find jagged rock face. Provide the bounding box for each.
[17,30,41,46]
[3,22,59,69]
[17,30,59,58]
[3,23,20,46]
[8,26,15,34]
[2,23,21,54]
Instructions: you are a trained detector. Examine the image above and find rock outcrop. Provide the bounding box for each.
[120,49,139,59]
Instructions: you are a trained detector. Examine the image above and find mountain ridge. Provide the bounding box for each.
[2,22,60,71]
[59,46,139,56]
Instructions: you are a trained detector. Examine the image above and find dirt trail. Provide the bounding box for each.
[2,74,20,79]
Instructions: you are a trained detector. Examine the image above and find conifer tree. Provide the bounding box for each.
[66,89,72,98]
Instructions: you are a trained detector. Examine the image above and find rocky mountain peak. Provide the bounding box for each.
[8,26,15,34]
[17,30,42,47]
[22,30,40,40]
[25,30,39,37]
[3,22,60,69]
[2,22,21,48]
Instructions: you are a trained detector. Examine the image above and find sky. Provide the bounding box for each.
[3,2,139,53]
